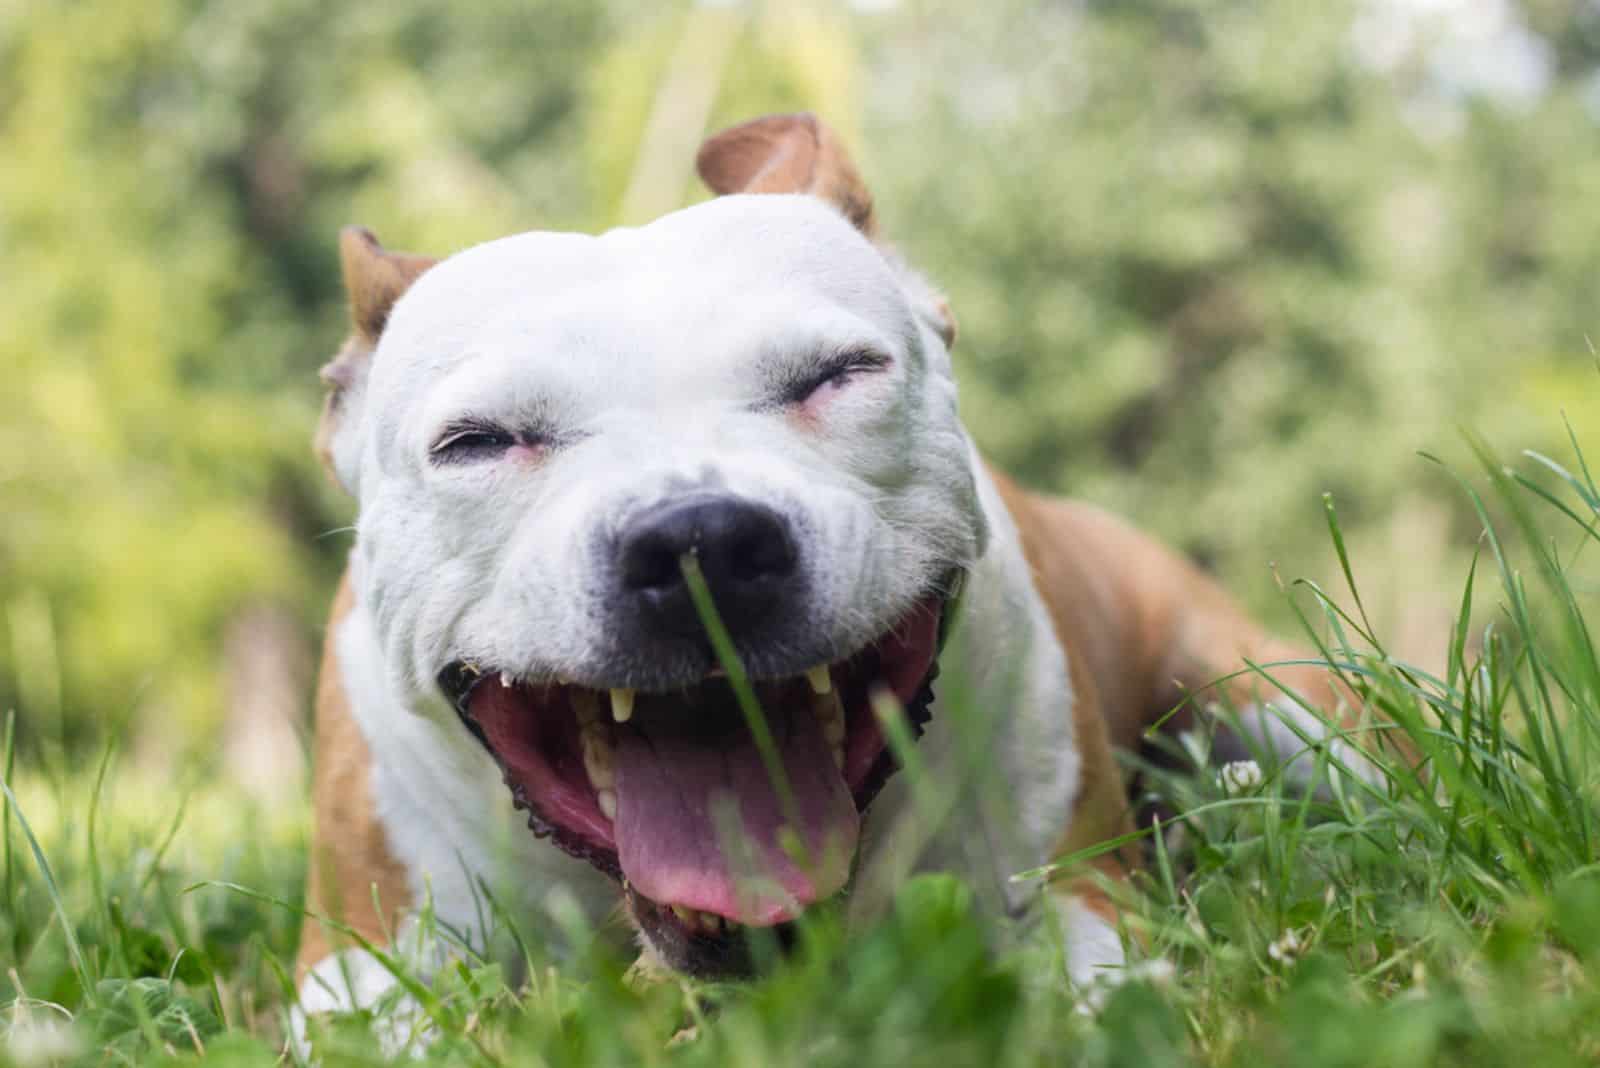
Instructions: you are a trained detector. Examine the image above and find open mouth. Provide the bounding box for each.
[437,585,952,975]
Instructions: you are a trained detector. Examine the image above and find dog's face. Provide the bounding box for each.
[320,116,985,975]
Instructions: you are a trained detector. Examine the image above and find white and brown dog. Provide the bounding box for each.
[295,113,1368,1029]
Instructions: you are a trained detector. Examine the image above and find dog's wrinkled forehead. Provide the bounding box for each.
[366,194,916,414]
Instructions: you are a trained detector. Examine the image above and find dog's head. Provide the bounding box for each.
[318,114,986,975]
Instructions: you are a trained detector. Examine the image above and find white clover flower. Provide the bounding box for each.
[1219,759,1264,793]
[1267,928,1303,964]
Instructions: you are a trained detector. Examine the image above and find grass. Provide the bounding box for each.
[7,430,1600,1066]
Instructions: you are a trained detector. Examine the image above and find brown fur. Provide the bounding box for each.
[989,469,1373,926]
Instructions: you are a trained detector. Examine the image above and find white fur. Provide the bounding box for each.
[297,194,1091,1008]
[1059,896,1127,994]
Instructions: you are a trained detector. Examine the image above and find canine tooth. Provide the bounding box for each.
[610,688,635,723]
[805,665,832,695]
[814,687,845,744]
[598,788,617,821]
[500,671,514,688]
[671,905,693,925]
[581,728,615,789]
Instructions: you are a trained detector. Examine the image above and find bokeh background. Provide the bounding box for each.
[4,0,1597,793]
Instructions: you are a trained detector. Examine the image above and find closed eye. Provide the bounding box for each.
[777,347,891,407]
[429,418,518,464]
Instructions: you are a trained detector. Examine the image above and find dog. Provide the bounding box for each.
[293,113,1374,1036]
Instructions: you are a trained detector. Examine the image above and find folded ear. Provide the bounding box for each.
[696,113,877,237]
[696,114,957,349]
[339,226,437,343]
[315,227,437,494]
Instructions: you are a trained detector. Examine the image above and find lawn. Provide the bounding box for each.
[6,433,1600,1067]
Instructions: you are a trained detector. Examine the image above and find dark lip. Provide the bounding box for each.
[433,570,961,972]
[624,884,800,979]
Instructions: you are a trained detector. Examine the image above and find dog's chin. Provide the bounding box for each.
[437,584,953,979]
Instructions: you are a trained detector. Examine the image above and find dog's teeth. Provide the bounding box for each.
[671,905,693,925]
[813,686,845,744]
[610,688,635,723]
[500,671,514,689]
[805,665,832,695]
[822,708,845,745]
[581,727,615,790]
[597,788,617,821]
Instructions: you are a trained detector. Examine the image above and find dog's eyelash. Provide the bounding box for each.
[430,420,518,464]
[779,348,891,406]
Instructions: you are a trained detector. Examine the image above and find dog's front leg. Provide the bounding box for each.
[291,576,436,1056]
[1049,693,1145,1004]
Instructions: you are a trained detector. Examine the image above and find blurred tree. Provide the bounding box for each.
[858,0,1600,628]
[0,0,607,757]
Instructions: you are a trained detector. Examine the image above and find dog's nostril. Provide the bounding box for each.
[621,531,686,592]
[726,518,796,582]
[617,497,797,600]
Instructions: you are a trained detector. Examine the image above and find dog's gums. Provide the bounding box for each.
[437,590,949,974]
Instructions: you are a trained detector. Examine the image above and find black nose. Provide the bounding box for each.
[617,496,798,637]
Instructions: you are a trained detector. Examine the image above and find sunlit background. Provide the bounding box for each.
[4,0,1597,799]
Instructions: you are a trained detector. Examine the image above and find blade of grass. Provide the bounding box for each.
[0,773,96,1002]
[678,553,804,863]
[3,710,15,964]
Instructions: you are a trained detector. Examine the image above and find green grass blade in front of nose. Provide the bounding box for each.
[678,553,807,869]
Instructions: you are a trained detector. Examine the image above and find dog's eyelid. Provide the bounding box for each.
[834,344,892,370]
[812,344,892,378]
[768,345,893,409]
[428,417,519,463]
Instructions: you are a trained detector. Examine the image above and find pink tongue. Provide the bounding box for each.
[612,703,858,926]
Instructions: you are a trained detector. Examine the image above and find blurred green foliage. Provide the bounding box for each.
[2,0,1597,754]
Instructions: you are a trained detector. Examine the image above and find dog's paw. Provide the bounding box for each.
[1055,895,1175,1014]
[1070,957,1177,1015]
[290,947,435,1060]
[1058,895,1125,990]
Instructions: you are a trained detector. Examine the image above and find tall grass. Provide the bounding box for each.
[5,431,1600,1066]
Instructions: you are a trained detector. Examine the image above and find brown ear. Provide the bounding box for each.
[339,226,437,343]
[696,113,876,237]
[316,227,436,493]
